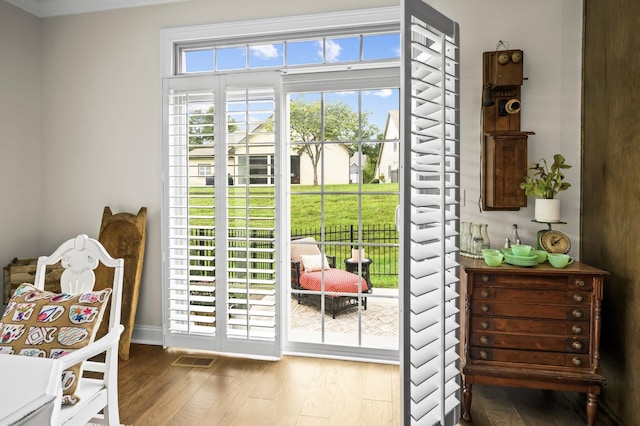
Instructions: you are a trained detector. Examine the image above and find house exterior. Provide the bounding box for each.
[294,143,353,185]
[348,152,366,184]
[376,110,400,183]
[188,122,354,186]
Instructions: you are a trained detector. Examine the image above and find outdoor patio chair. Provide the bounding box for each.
[290,237,371,318]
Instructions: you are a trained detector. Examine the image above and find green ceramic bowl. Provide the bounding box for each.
[533,249,548,263]
[481,249,501,256]
[483,253,504,267]
[511,244,533,257]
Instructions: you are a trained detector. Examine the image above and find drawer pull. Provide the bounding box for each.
[571,357,582,366]
[480,336,489,345]
[572,325,583,334]
[481,321,489,330]
[481,304,489,313]
[576,280,585,287]
[481,275,490,283]
[481,290,490,298]
[572,341,583,350]
[572,310,583,319]
[573,294,584,303]
[479,350,488,360]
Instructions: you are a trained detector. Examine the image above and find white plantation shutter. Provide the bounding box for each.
[400,1,460,425]
[165,85,219,347]
[163,74,281,358]
[224,85,278,347]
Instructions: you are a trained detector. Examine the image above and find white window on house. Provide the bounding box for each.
[198,164,211,176]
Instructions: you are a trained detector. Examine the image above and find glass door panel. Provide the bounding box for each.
[287,88,400,359]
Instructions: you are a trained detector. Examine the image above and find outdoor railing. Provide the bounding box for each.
[189,224,399,279]
[291,224,399,277]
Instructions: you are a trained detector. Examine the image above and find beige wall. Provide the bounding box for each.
[2,0,395,336]
[2,0,583,336]
[582,0,640,423]
[298,144,351,185]
[0,3,42,263]
[427,0,583,255]
[3,0,632,421]
[3,0,585,361]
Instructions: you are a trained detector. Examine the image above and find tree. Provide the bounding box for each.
[189,106,238,146]
[289,97,380,185]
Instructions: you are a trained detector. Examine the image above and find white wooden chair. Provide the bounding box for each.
[32,234,125,425]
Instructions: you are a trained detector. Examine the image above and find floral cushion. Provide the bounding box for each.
[0,283,112,405]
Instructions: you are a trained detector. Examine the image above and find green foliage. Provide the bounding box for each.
[289,97,381,185]
[188,106,238,145]
[520,154,572,199]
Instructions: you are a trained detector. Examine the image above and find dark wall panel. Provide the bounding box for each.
[582,0,640,423]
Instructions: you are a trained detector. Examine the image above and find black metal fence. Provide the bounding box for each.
[190,224,399,277]
[292,224,399,277]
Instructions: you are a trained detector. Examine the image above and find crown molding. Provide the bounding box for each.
[5,0,193,18]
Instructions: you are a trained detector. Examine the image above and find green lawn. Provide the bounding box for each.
[291,183,399,288]
[290,183,399,229]
[189,182,400,287]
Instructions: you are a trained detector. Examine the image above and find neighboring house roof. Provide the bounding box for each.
[385,110,400,139]
[349,153,367,168]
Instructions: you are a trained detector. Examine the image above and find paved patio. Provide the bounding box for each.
[289,288,399,339]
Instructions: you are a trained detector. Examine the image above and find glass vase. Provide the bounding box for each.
[480,223,490,250]
[460,222,471,254]
[471,223,484,256]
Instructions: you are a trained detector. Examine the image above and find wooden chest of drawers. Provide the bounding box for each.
[460,258,608,426]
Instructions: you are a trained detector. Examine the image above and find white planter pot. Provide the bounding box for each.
[535,199,561,222]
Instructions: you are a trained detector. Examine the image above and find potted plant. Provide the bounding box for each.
[520,154,572,222]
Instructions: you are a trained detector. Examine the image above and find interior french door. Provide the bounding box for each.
[400,0,461,424]
[163,73,281,358]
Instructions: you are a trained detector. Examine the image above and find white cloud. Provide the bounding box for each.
[250,44,279,59]
[324,39,342,62]
[366,89,393,98]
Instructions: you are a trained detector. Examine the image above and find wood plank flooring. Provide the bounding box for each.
[118,344,399,425]
[458,384,618,426]
[117,344,617,425]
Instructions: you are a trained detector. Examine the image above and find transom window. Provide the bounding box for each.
[178,32,400,74]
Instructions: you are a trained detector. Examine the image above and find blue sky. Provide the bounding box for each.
[185,33,400,131]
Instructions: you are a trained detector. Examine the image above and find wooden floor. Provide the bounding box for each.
[118,344,400,425]
[117,344,617,425]
[458,384,618,426]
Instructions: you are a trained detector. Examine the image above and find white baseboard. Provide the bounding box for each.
[130,324,163,346]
